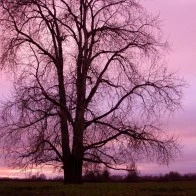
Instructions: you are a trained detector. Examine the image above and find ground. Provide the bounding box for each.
[0,181,196,195]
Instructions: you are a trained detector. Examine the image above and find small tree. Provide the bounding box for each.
[83,166,110,182]
[164,171,181,181]
[83,162,102,182]
[101,168,110,182]
[30,172,46,181]
[124,163,139,182]
[0,0,184,184]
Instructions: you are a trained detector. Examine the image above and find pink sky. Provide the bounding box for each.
[0,0,196,177]
[139,0,196,175]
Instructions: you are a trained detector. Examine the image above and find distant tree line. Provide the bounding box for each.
[84,171,196,182]
[1,170,196,182]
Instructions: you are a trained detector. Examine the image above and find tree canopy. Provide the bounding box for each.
[0,0,183,183]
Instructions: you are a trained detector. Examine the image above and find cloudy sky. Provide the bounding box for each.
[0,0,196,177]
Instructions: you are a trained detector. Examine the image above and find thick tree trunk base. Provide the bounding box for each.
[63,155,83,184]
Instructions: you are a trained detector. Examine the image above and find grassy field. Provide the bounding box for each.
[0,181,196,196]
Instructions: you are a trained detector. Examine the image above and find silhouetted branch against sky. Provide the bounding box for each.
[0,0,184,183]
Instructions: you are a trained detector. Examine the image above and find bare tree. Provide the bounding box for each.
[0,0,183,183]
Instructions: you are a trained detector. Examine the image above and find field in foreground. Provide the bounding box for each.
[0,181,196,196]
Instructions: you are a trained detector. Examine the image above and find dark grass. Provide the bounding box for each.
[0,181,196,196]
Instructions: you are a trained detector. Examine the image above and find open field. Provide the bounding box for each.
[0,181,196,196]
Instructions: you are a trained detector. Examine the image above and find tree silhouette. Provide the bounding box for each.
[0,0,183,183]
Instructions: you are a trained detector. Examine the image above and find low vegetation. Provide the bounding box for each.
[0,181,196,196]
[1,171,196,195]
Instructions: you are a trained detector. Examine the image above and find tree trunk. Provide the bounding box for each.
[63,125,84,184]
[64,154,83,184]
